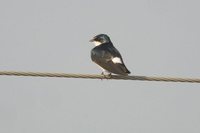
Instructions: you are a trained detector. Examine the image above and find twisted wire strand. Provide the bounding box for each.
[0,71,199,83]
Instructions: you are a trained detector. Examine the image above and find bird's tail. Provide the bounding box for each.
[121,65,131,75]
[126,69,131,74]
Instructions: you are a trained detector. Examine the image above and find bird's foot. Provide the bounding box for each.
[100,72,105,80]
[100,72,112,80]
[106,73,112,79]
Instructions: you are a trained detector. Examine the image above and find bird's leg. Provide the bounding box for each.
[100,71,105,80]
[101,71,104,75]
[100,71,112,80]
[107,73,112,79]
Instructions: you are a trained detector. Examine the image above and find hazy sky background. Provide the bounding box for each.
[0,0,200,133]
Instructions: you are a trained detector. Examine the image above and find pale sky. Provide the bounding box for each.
[0,0,200,133]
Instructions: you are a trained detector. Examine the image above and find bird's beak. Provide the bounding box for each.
[89,38,94,42]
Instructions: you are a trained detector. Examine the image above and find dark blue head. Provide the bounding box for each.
[90,34,111,46]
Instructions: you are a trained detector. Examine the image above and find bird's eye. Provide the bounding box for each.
[96,38,101,41]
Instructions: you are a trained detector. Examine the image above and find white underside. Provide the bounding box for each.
[93,41,102,46]
[112,57,122,64]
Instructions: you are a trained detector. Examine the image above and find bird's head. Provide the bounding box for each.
[90,34,111,46]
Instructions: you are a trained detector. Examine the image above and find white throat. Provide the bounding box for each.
[93,41,102,46]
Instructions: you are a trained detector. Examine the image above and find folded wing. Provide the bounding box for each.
[91,46,130,75]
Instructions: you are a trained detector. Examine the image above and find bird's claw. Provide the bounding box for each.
[100,72,112,80]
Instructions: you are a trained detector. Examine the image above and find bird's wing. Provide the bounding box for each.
[91,46,130,75]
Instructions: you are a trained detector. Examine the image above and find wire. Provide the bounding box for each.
[0,71,199,83]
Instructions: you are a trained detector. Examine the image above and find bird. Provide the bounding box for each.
[90,34,131,76]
